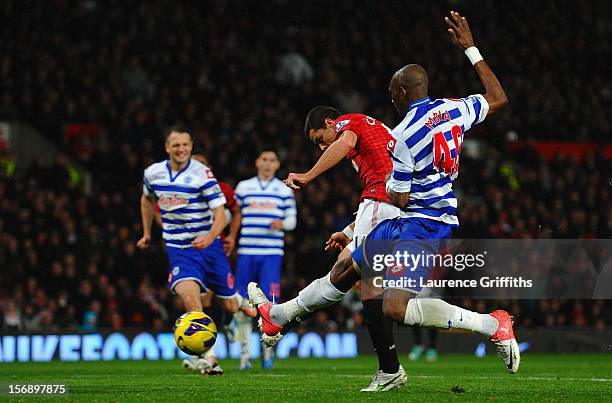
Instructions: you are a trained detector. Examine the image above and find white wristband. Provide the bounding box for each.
[342,225,354,240]
[464,46,483,65]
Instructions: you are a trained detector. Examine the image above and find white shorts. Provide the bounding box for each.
[347,199,401,251]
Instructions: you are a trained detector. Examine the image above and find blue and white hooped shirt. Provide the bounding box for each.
[143,159,226,248]
[387,95,489,226]
[235,177,296,255]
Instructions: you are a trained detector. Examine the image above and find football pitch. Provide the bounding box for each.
[1,354,611,402]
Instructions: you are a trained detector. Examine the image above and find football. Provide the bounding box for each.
[173,312,217,356]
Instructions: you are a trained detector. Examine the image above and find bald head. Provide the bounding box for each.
[389,64,429,115]
[391,64,428,92]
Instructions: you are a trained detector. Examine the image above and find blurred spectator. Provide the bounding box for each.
[276,49,314,86]
[2,299,23,332]
[27,308,58,333]
[82,300,101,332]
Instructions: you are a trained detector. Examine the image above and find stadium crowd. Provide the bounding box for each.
[0,0,610,332]
[1,146,608,332]
[1,0,610,144]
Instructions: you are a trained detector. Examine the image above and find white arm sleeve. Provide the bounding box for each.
[282,215,297,231]
[459,94,489,131]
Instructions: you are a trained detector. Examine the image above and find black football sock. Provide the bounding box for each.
[363,298,400,374]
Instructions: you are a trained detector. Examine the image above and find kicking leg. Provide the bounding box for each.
[248,247,358,335]
[270,250,357,325]
[383,289,520,373]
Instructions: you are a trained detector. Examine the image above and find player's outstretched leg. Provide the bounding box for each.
[249,249,356,340]
[396,294,520,374]
[248,269,349,343]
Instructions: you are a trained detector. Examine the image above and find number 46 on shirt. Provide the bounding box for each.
[433,125,463,176]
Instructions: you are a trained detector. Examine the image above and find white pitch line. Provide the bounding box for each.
[58,373,612,382]
[336,374,612,382]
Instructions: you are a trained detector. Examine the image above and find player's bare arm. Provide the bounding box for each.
[224,202,241,255]
[324,221,354,251]
[270,219,284,230]
[270,214,297,231]
[383,170,410,209]
[445,11,508,114]
[387,189,410,210]
[192,205,227,249]
[285,130,357,189]
[137,193,155,249]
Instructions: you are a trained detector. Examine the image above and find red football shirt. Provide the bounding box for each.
[334,114,393,202]
[218,181,237,210]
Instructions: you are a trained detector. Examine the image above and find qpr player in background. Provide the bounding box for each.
[249,11,520,388]
[151,147,242,257]
[281,107,406,391]
[233,150,296,370]
[137,126,254,375]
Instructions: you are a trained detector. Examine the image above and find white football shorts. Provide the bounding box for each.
[347,198,400,252]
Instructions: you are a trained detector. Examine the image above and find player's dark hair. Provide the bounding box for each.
[257,148,278,159]
[304,106,342,136]
[164,124,193,142]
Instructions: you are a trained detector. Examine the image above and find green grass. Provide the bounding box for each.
[1,354,611,402]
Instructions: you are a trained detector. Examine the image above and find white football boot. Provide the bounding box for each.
[360,365,407,392]
[182,356,211,372]
[201,362,224,376]
[260,328,283,347]
[200,349,223,375]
